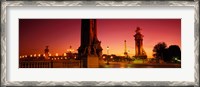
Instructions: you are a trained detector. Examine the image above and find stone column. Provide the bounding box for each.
[78,19,103,68]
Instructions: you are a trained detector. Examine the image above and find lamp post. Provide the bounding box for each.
[128,50,130,63]
[106,46,109,65]
[50,57,53,68]
[107,46,109,55]
[111,56,113,62]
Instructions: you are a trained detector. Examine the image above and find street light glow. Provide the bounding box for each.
[34,54,36,57]
[38,54,41,57]
[49,53,51,56]
[56,53,58,56]
[111,56,113,59]
[64,53,67,56]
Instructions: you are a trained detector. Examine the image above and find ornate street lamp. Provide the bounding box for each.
[106,46,110,65]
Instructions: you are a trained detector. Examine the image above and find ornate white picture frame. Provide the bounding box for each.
[1,0,199,87]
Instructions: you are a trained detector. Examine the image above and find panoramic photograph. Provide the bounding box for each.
[19,19,181,68]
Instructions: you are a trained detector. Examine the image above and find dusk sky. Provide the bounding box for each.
[19,19,181,58]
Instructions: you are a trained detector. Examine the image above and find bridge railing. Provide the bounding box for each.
[19,60,81,68]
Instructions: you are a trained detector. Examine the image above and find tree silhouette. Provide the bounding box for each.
[168,45,181,61]
[153,42,181,63]
[153,42,167,62]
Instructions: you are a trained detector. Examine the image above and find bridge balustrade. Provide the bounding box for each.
[19,60,80,68]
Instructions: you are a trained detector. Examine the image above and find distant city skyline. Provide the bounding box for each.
[19,19,181,58]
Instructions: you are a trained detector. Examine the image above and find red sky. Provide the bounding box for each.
[19,19,181,58]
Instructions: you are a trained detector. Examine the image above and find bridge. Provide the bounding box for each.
[19,60,80,68]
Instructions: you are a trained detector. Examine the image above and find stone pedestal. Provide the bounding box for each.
[82,55,99,68]
[87,56,99,68]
